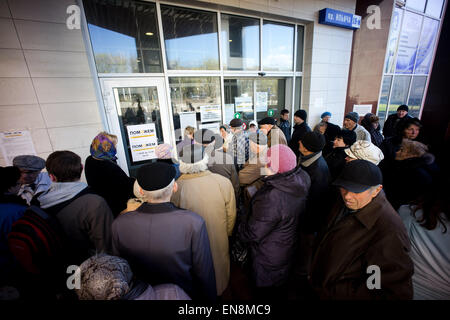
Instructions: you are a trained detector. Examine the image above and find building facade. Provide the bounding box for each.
[0,0,446,177]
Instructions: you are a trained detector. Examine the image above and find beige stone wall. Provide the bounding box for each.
[0,0,103,172]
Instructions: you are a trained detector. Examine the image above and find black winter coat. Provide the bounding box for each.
[382,113,412,138]
[299,153,332,233]
[289,122,311,158]
[324,147,348,181]
[239,166,311,287]
[85,156,135,217]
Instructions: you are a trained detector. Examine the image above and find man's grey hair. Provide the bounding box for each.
[139,179,175,202]
[368,184,382,193]
[76,254,132,300]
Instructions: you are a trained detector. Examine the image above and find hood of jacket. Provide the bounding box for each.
[38,181,87,209]
[262,165,310,197]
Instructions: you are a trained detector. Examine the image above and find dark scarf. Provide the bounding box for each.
[121,279,149,300]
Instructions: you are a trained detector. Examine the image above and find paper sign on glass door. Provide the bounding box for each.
[127,123,158,162]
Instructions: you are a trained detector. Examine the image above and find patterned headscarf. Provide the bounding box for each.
[90,133,118,162]
[76,254,132,300]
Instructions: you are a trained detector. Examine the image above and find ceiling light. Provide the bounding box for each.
[145,32,154,36]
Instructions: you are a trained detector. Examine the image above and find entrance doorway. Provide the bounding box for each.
[100,78,172,177]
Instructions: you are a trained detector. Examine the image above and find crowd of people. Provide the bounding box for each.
[0,105,448,301]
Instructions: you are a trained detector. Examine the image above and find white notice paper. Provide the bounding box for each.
[224,104,235,125]
[199,122,221,134]
[127,123,158,162]
[353,104,373,116]
[255,92,268,112]
[200,105,222,123]
[0,130,37,165]
[235,96,253,112]
[179,112,197,133]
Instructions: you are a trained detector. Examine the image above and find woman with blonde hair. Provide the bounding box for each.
[85,132,135,217]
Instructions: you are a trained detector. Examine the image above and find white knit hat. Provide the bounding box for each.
[345,140,384,165]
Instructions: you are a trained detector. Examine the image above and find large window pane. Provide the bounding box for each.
[161,6,219,70]
[221,14,259,70]
[378,76,393,125]
[406,0,426,12]
[262,21,294,71]
[426,0,444,18]
[169,77,221,143]
[407,76,427,117]
[396,11,422,74]
[388,76,411,115]
[255,79,286,122]
[385,7,403,73]
[224,79,254,126]
[415,17,439,74]
[296,26,304,72]
[83,0,162,73]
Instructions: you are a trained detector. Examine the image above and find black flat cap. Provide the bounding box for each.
[229,118,243,128]
[258,117,276,125]
[333,160,383,193]
[194,129,216,145]
[136,162,176,191]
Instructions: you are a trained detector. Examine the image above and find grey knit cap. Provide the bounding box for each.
[344,112,359,123]
[76,254,133,300]
[13,155,45,171]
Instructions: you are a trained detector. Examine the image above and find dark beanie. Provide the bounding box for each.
[301,131,326,152]
[337,129,357,146]
[258,117,276,125]
[136,162,176,191]
[397,104,409,112]
[194,129,216,145]
[294,110,307,121]
[344,112,359,123]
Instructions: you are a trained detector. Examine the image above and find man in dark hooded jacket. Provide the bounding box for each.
[239,145,310,300]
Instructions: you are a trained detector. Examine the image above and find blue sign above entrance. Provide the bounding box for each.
[319,8,361,30]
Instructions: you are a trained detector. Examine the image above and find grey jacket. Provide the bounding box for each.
[112,202,217,301]
[38,182,114,264]
[207,149,240,199]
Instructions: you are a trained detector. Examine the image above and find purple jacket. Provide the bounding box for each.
[239,165,311,287]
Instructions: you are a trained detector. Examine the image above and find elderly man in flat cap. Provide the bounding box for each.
[258,117,287,148]
[12,155,51,205]
[228,118,250,171]
[309,160,413,300]
[112,162,217,301]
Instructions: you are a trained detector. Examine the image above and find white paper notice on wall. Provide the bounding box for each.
[353,104,373,116]
[255,92,268,112]
[0,130,37,166]
[224,104,235,125]
[235,96,253,112]
[179,112,197,134]
[200,105,222,123]
[127,123,158,162]
[199,122,221,134]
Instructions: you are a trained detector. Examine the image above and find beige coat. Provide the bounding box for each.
[171,170,236,295]
[267,126,288,147]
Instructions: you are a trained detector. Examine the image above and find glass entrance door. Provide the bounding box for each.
[100,78,172,177]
